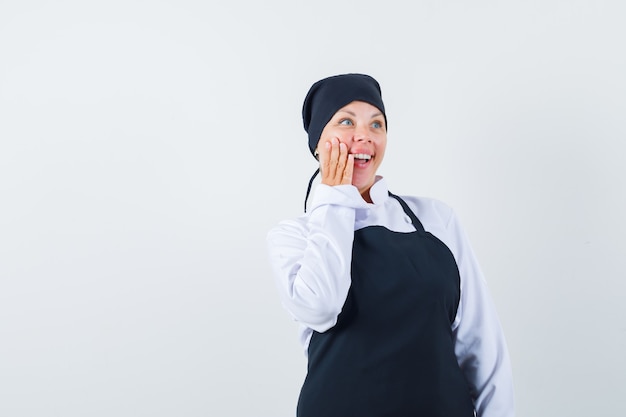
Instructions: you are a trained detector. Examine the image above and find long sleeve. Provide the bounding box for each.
[446,211,515,417]
[267,184,368,333]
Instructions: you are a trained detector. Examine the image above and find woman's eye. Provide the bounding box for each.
[339,119,353,126]
[372,121,382,129]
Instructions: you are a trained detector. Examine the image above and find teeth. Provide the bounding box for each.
[352,153,372,160]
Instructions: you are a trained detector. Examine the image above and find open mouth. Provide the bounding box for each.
[352,153,372,167]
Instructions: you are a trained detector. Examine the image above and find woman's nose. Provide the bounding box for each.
[353,124,370,142]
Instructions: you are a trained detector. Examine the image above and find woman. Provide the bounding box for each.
[267,73,515,417]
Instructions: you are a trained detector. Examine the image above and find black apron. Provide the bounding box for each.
[297,193,475,417]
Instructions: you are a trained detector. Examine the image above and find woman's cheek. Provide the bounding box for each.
[335,131,352,144]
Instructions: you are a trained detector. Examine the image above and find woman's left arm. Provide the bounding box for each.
[447,211,516,417]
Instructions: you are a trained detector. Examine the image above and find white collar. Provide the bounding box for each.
[368,176,390,205]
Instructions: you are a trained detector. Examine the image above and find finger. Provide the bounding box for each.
[342,153,354,185]
[328,138,340,179]
[320,141,331,182]
[335,142,348,181]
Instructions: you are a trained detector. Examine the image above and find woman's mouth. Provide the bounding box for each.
[352,153,372,168]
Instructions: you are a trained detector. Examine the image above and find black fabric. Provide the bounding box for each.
[297,194,475,417]
[304,168,320,212]
[302,73,387,158]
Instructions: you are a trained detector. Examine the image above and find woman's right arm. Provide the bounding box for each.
[266,184,364,333]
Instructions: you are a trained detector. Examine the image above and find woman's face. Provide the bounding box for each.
[318,100,387,198]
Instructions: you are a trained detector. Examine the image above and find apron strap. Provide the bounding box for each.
[388,192,426,233]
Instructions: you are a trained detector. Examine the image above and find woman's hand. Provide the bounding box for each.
[318,137,354,187]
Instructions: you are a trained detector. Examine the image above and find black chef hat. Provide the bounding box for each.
[302,73,387,157]
[301,73,387,212]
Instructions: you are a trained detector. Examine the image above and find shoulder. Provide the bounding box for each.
[395,194,479,270]
[391,194,471,258]
[267,214,308,241]
[395,194,455,230]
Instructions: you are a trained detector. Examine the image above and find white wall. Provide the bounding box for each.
[1,1,624,416]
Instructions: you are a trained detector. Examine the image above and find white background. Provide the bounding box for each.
[1,1,625,416]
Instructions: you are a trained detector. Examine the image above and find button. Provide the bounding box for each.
[405,215,412,224]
